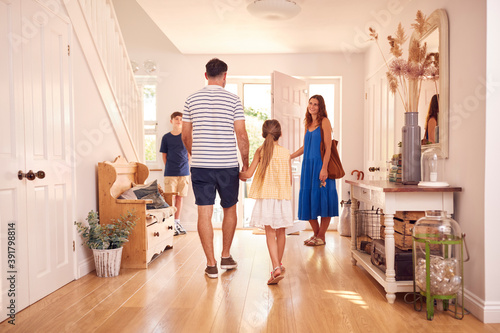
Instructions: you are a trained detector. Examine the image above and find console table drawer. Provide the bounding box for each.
[352,186,372,202]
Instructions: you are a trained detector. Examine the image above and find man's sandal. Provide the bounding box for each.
[267,266,285,285]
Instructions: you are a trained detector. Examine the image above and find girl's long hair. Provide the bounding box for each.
[305,95,328,129]
[254,119,281,184]
[425,94,439,131]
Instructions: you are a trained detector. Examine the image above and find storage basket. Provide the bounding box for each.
[354,208,383,253]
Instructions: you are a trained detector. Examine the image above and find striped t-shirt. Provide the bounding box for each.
[183,85,245,168]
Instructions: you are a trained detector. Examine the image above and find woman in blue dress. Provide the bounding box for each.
[291,95,339,246]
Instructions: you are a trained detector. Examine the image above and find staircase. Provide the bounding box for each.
[64,0,143,162]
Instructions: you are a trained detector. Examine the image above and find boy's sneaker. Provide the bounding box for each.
[220,255,238,270]
[174,221,186,235]
[205,264,218,279]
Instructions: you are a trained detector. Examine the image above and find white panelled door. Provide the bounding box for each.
[365,68,395,180]
[22,0,74,304]
[271,71,307,226]
[0,0,74,320]
[0,0,30,316]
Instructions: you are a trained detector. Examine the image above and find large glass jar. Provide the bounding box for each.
[412,210,463,296]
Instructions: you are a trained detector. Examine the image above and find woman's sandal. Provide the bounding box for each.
[304,235,316,245]
[305,238,325,246]
[267,266,285,285]
[280,263,285,274]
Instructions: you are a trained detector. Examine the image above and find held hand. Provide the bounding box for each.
[239,165,249,181]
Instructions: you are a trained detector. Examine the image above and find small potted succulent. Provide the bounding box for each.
[75,210,138,277]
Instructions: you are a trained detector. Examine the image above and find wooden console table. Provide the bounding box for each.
[345,180,462,304]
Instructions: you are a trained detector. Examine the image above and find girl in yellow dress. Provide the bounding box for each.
[240,119,293,285]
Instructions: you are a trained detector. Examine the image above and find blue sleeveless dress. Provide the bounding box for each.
[298,127,339,220]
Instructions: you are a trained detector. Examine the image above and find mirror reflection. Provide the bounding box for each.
[418,28,440,144]
[422,94,439,144]
[411,9,449,157]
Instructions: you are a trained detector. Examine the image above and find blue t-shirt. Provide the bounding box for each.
[159,132,189,176]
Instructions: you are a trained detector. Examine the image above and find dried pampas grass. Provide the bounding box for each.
[369,10,437,113]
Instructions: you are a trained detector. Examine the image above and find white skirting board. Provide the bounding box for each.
[464,289,500,323]
[78,256,95,279]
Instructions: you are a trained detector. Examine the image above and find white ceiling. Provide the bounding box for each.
[135,0,392,54]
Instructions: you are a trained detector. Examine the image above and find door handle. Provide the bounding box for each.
[368,167,380,172]
[18,170,45,180]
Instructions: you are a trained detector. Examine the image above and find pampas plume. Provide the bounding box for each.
[395,23,408,45]
[411,10,428,35]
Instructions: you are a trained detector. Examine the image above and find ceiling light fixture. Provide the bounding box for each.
[247,0,301,20]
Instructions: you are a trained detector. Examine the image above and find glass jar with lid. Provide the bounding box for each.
[412,210,466,320]
[419,148,449,187]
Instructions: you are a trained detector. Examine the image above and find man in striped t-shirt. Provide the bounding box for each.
[182,58,249,278]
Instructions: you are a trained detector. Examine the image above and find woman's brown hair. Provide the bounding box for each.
[425,94,439,131]
[305,95,328,129]
[254,119,282,184]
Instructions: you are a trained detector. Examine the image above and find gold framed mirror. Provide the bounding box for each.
[410,9,449,157]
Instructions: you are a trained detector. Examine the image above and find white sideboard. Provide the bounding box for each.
[345,180,462,304]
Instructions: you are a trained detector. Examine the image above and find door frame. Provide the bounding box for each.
[227,75,343,228]
[303,76,343,226]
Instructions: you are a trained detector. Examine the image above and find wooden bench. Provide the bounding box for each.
[97,156,176,269]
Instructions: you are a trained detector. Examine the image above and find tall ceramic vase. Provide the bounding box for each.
[402,112,421,185]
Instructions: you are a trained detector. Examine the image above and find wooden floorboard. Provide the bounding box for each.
[2,230,500,333]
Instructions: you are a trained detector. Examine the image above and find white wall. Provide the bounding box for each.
[72,31,124,278]
[484,0,500,323]
[364,0,500,322]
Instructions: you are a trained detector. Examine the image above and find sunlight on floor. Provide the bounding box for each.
[325,290,369,309]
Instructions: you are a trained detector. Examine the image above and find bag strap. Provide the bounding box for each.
[320,125,326,158]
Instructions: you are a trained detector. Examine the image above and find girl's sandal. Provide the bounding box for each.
[267,266,285,285]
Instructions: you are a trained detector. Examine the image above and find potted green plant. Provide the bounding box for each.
[75,210,138,277]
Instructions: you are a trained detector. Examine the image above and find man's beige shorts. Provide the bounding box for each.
[164,176,190,197]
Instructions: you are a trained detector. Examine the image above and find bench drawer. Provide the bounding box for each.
[147,219,174,249]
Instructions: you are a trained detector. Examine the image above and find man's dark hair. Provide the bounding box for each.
[171,111,183,119]
[205,58,228,78]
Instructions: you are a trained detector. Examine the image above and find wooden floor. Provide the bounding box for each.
[2,230,500,333]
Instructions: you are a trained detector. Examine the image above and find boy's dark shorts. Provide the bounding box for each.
[190,167,239,208]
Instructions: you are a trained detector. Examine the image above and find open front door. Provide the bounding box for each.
[271,71,307,232]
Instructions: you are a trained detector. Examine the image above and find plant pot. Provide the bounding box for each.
[92,247,123,277]
[402,112,421,185]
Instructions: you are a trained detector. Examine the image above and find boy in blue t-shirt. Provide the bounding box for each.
[160,112,190,235]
